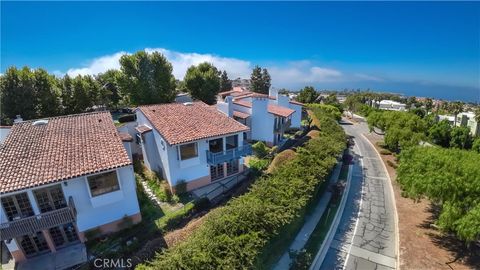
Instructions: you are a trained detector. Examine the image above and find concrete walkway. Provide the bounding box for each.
[273,162,343,270]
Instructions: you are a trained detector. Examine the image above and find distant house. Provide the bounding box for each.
[217,87,303,146]
[135,102,251,192]
[377,100,407,111]
[455,112,479,136]
[0,112,141,264]
[436,114,456,125]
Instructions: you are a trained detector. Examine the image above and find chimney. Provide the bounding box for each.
[14,115,23,123]
[225,96,233,117]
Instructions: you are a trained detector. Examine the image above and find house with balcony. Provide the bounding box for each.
[217,87,303,146]
[135,102,251,192]
[0,112,141,266]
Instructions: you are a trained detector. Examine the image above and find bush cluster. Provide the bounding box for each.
[140,108,346,269]
[397,146,480,242]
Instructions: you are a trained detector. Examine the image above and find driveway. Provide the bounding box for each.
[318,118,398,270]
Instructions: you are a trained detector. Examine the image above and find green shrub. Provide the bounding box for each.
[267,149,297,174]
[248,157,270,172]
[252,141,270,158]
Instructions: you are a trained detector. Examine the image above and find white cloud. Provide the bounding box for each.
[62,48,344,88]
[67,51,127,77]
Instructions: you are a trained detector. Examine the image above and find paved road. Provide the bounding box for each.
[319,118,398,270]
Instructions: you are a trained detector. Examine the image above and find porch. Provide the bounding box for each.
[17,243,87,270]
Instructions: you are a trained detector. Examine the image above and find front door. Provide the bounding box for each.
[17,232,50,258]
[48,222,79,249]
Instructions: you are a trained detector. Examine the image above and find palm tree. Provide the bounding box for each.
[449,101,464,126]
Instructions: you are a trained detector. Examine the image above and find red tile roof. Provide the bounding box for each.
[233,100,252,108]
[289,100,304,106]
[136,125,152,134]
[232,100,295,117]
[268,104,295,117]
[119,132,133,142]
[233,111,250,119]
[138,102,249,145]
[0,112,131,194]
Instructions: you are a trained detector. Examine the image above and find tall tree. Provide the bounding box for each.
[118,51,176,105]
[0,67,37,124]
[219,70,232,92]
[250,65,271,94]
[428,120,452,147]
[184,62,220,105]
[450,126,473,149]
[424,98,434,114]
[296,86,318,104]
[96,69,122,109]
[60,75,75,114]
[72,76,91,113]
[34,68,61,117]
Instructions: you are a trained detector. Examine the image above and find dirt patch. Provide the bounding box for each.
[364,132,478,270]
[163,216,206,248]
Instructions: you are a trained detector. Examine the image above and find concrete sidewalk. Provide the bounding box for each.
[273,162,343,270]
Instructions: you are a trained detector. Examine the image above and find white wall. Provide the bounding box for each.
[62,166,140,232]
[117,122,141,155]
[0,127,11,143]
[251,98,275,143]
[289,103,302,128]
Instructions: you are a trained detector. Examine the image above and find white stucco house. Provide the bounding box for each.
[455,112,479,137]
[217,87,304,146]
[377,100,407,111]
[0,112,141,264]
[135,102,251,192]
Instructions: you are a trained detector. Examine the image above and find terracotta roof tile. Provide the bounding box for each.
[268,104,295,117]
[289,100,304,106]
[119,132,133,142]
[0,112,131,194]
[233,100,294,118]
[138,102,249,145]
[136,125,152,134]
[233,111,250,119]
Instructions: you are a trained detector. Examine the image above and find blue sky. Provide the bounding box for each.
[2,1,479,102]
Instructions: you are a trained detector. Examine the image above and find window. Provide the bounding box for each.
[1,193,34,221]
[179,142,198,160]
[87,171,120,197]
[135,133,142,145]
[226,135,238,150]
[34,185,66,213]
[226,160,239,176]
[210,164,224,181]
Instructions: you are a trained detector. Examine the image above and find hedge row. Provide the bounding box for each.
[138,108,346,269]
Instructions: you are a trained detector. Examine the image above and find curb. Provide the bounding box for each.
[309,162,353,270]
[361,133,400,270]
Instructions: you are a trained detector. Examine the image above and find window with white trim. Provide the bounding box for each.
[87,171,120,197]
[179,142,198,160]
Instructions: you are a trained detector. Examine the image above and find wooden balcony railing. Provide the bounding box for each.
[0,197,77,241]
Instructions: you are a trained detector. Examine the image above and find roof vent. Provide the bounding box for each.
[183,102,193,106]
[33,119,49,126]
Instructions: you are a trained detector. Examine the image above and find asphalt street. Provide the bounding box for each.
[319,118,398,270]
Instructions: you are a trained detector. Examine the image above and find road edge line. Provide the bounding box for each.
[361,133,400,270]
